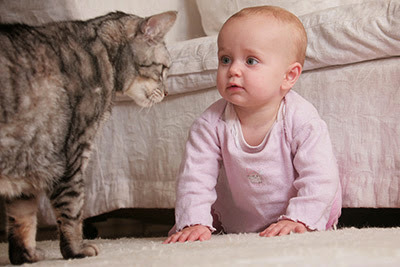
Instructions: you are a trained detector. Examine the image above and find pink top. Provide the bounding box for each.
[174,90,342,233]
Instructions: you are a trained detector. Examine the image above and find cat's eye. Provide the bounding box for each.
[220,56,231,65]
[138,64,162,80]
[246,57,259,66]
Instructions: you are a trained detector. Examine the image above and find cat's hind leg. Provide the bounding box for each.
[49,172,98,260]
[5,195,45,265]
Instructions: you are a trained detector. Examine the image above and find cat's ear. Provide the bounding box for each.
[140,11,177,42]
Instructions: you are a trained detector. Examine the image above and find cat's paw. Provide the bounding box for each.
[30,247,46,262]
[80,243,99,257]
[61,242,99,259]
[9,247,45,265]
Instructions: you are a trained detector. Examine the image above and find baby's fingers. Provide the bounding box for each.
[177,230,193,243]
[162,237,171,244]
[163,232,183,244]
[197,229,212,241]
[277,226,293,236]
[163,225,211,244]
[259,220,308,237]
[259,223,279,237]
[293,224,307,234]
[186,232,201,242]
[186,228,211,242]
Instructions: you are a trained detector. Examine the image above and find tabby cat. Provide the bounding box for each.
[0,10,176,264]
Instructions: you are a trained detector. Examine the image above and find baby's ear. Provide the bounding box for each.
[281,62,302,91]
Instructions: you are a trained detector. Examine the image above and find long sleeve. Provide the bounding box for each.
[282,117,341,230]
[174,101,225,232]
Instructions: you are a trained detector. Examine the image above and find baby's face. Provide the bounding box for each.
[217,16,294,109]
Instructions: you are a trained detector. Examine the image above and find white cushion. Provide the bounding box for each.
[303,0,400,70]
[167,36,218,95]
[166,0,400,95]
[196,0,365,36]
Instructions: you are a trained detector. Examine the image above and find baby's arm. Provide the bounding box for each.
[259,219,308,237]
[163,225,211,244]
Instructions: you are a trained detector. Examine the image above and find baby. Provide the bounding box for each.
[164,5,341,243]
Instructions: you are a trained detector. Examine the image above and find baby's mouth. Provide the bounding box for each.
[228,84,243,90]
[228,85,243,91]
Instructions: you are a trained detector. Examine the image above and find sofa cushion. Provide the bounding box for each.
[167,36,218,95]
[166,0,400,95]
[196,0,365,36]
[302,0,400,70]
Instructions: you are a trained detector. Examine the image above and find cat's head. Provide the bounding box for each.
[115,11,177,107]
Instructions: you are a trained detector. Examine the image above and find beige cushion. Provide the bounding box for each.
[166,0,400,95]
[196,0,365,36]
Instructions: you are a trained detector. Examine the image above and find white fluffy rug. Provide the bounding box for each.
[1,227,400,266]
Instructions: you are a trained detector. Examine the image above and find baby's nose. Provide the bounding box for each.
[228,62,241,77]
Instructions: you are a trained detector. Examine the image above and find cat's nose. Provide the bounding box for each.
[164,90,168,97]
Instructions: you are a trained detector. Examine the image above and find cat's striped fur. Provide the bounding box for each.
[0,11,176,264]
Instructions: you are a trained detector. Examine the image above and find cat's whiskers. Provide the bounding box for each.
[145,104,153,114]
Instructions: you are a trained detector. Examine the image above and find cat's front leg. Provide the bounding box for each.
[5,195,45,265]
[57,215,99,260]
[50,171,98,260]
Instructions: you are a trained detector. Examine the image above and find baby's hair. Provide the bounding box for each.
[225,6,307,66]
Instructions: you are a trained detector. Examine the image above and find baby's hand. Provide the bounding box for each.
[163,225,211,244]
[259,219,308,237]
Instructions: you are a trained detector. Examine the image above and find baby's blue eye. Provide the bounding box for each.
[246,58,259,65]
[220,56,231,64]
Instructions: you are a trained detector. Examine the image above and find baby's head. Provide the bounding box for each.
[217,6,307,106]
[219,6,307,67]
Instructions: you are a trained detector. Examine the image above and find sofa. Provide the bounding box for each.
[0,0,399,228]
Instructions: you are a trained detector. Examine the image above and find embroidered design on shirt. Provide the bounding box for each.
[246,169,263,184]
